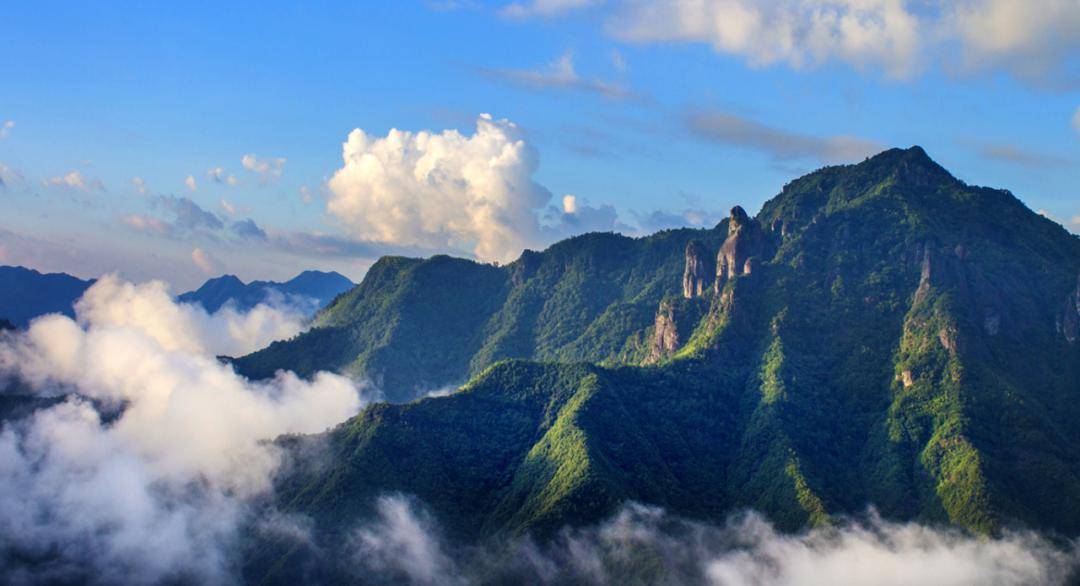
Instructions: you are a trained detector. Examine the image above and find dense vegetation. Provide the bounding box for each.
[234,226,726,401]
[248,147,1080,582]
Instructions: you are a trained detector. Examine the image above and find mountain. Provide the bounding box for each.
[177,270,354,315]
[249,147,1080,582]
[0,266,94,327]
[234,229,727,401]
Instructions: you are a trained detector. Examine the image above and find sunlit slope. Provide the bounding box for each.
[265,147,1080,558]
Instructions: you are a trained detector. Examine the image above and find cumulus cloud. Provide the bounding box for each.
[43,170,104,192]
[686,109,882,164]
[944,0,1080,87]
[207,166,239,186]
[152,194,225,231]
[545,193,630,235]
[337,498,1079,585]
[594,0,1080,85]
[612,0,920,78]
[231,218,268,240]
[0,120,14,139]
[0,276,370,583]
[191,247,223,275]
[326,113,552,263]
[121,213,173,235]
[480,52,636,99]
[241,154,287,184]
[185,174,198,192]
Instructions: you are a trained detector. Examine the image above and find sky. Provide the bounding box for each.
[1,0,1078,290]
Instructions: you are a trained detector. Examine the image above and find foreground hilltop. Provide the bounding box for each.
[251,147,1080,581]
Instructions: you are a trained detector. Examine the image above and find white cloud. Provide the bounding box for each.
[0,277,368,582]
[340,499,1078,585]
[603,0,1080,85]
[191,247,223,275]
[500,0,601,19]
[611,0,920,79]
[686,108,881,163]
[131,176,148,195]
[207,166,239,186]
[481,52,636,99]
[121,214,172,235]
[43,170,104,192]
[220,199,237,216]
[562,194,579,214]
[945,0,1080,86]
[185,174,198,192]
[300,185,314,204]
[241,153,286,184]
[326,113,552,263]
[0,120,14,139]
[350,495,463,586]
[1072,106,1080,136]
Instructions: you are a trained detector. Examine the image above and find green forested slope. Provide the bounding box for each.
[234,227,726,401]
[251,147,1080,583]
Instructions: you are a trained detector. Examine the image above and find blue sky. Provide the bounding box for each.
[1,0,1078,289]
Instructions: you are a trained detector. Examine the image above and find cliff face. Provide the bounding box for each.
[1059,273,1080,344]
[647,300,680,363]
[715,206,765,293]
[682,240,714,298]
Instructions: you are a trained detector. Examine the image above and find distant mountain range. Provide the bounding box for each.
[245,147,1080,583]
[177,270,354,314]
[0,266,95,327]
[0,266,354,327]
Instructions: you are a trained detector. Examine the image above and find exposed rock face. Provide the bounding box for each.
[682,240,714,298]
[1058,273,1080,344]
[715,206,764,293]
[647,300,681,364]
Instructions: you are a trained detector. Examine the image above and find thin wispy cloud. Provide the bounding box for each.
[685,109,881,164]
[479,53,638,100]
[499,0,601,20]
[0,120,14,139]
[971,142,1071,168]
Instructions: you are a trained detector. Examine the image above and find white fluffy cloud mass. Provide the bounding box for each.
[327,114,552,263]
[343,498,1078,585]
[604,0,1080,84]
[0,276,371,583]
[613,0,920,78]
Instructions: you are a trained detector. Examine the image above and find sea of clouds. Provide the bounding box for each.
[0,275,1076,585]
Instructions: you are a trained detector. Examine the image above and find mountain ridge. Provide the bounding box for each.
[249,146,1080,583]
[177,269,354,315]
